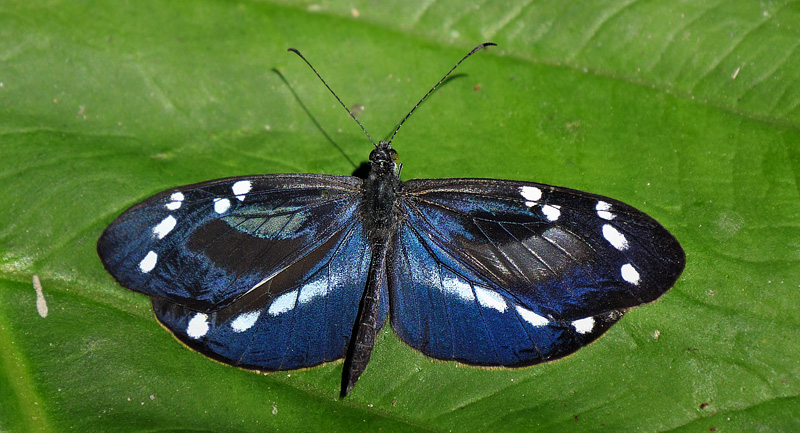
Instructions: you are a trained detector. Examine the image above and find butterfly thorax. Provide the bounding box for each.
[362,141,402,240]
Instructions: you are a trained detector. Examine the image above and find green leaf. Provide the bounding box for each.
[2,1,799,431]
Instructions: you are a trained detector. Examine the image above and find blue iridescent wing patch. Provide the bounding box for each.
[152,218,386,371]
[97,43,685,396]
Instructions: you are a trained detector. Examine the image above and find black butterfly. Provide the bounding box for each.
[97,43,685,397]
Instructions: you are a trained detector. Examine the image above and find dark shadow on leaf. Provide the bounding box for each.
[272,68,358,169]
[351,162,371,179]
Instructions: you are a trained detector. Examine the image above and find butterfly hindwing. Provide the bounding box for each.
[97,174,364,311]
[389,178,684,366]
[152,218,388,370]
[391,223,623,366]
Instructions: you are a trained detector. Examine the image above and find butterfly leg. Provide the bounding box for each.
[341,241,391,397]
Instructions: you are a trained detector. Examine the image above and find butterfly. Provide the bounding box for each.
[97,43,685,397]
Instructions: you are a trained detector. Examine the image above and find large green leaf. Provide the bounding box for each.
[2,1,799,431]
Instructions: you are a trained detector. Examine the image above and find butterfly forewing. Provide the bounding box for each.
[97,174,363,311]
[388,178,684,366]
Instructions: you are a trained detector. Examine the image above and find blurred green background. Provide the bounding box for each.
[1,1,798,432]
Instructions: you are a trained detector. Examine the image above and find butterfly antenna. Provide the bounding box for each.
[387,42,497,145]
[287,48,378,148]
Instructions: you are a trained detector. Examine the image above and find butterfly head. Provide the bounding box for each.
[369,141,401,178]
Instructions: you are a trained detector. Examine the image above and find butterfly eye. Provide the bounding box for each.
[389,148,399,163]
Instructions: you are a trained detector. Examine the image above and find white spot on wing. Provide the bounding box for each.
[32,275,48,318]
[572,317,595,334]
[214,198,231,214]
[231,311,261,332]
[166,192,184,210]
[152,215,177,239]
[621,263,640,285]
[268,290,298,316]
[520,186,542,207]
[139,251,158,273]
[602,224,629,250]
[516,306,549,327]
[596,201,614,220]
[542,204,561,221]
[187,313,209,339]
[474,286,507,312]
[232,180,252,201]
[442,276,474,302]
[298,279,328,304]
